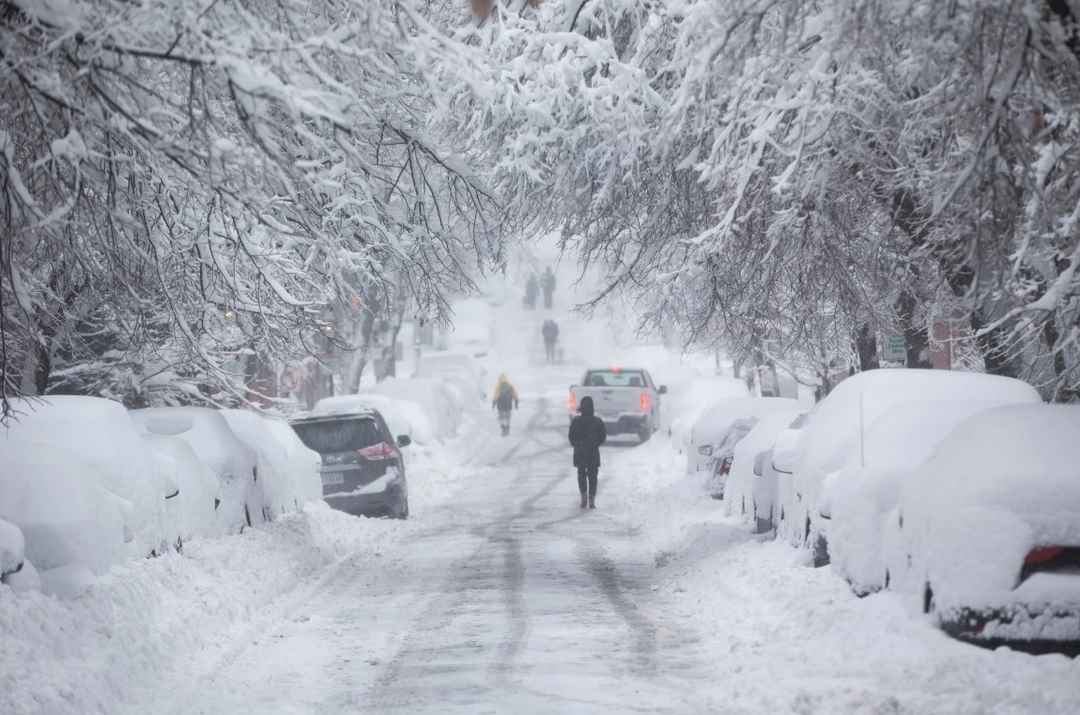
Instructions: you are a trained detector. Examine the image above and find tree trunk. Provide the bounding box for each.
[896,292,931,368]
[854,323,879,371]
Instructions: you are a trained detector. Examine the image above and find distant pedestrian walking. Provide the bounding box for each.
[541,319,559,364]
[568,396,606,509]
[524,274,539,310]
[492,373,519,436]
[541,267,556,310]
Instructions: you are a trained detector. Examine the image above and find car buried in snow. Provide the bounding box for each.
[568,367,667,443]
[290,408,412,519]
[686,397,801,498]
[884,404,1080,650]
[784,369,1042,568]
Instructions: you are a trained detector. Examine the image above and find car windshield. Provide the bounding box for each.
[292,417,382,454]
[716,417,758,456]
[583,369,646,387]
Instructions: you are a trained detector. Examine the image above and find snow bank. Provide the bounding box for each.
[312,393,434,445]
[0,504,402,715]
[364,377,462,440]
[0,517,25,578]
[413,351,487,406]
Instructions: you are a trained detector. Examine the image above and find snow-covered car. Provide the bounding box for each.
[131,407,261,533]
[569,367,667,443]
[413,351,487,404]
[724,409,805,532]
[687,396,801,483]
[0,396,167,560]
[787,369,1041,566]
[365,377,462,440]
[825,398,1041,595]
[0,445,128,597]
[771,412,812,545]
[140,432,220,548]
[291,408,412,519]
[221,410,321,520]
[884,404,1080,646]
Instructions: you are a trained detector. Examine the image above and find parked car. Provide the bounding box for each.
[884,404,1080,647]
[687,397,801,480]
[785,369,1042,567]
[140,432,220,550]
[2,396,167,560]
[771,411,812,546]
[724,409,805,531]
[222,410,321,521]
[291,408,412,519]
[825,398,1040,595]
[569,367,667,442]
[132,407,262,533]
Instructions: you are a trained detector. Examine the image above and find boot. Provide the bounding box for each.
[588,494,596,509]
[580,493,588,509]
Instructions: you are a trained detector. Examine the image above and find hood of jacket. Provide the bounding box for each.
[579,395,595,417]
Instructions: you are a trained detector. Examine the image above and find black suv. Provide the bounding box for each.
[290,409,411,519]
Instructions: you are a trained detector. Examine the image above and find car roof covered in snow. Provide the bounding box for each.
[797,369,1041,475]
[907,404,1080,512]
[692,397,802,443]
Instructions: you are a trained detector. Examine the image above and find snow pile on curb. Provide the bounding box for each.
[0,504,397,715]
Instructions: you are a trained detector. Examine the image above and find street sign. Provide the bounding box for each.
[883,335,907,363]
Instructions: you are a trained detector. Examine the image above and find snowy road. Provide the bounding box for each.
[164,396,719,714]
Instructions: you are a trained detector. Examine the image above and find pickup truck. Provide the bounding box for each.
[568,367,667,442]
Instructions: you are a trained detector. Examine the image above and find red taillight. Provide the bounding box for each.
[568,391,577,412]
[1024,546,1065,565]
[640,391,652,412]
[719,456,733,475]
[357,442,396,461]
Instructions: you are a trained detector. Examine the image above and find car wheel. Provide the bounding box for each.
[638,427,651,443]
[396,497,410,520]
[922,581,935,615]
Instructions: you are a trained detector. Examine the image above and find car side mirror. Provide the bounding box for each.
[658,385,668,395]
[396,435,412,448]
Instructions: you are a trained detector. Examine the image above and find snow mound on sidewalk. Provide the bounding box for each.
[0,503,399,715]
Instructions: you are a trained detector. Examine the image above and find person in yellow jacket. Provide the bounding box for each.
[491,373,519,436]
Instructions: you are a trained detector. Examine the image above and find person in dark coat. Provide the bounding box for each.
[541,267,556,309]
[541,319,559,363]
[524,273,539,310]
[568,396,606,509]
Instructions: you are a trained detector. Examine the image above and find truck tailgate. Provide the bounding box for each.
[578,387,639,418]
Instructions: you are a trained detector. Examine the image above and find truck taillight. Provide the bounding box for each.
[357,442,396,461]
[1024,546,1064,565]
[568,391,577,412]
[640,391,652,412]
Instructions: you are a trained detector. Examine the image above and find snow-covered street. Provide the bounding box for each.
[9,376,1067,715]
[3,275,1080,714]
